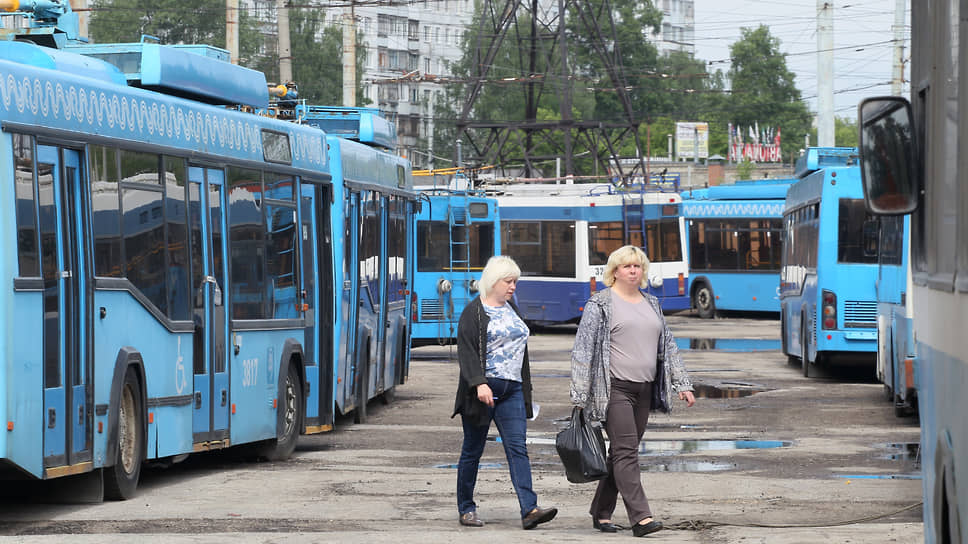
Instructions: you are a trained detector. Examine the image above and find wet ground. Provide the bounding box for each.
[0,313,924,543]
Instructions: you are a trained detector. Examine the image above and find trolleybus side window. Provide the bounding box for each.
[121,151,167,314]
[643,219,683,262]
[13,133,40,278]
[90,145,122,278]
[588,222,624,265]
[416,220,446,271]
[265,174,297,319]
[388,196,407,302]
[163,157,191,321]
[468,223,493,268]
[228,167,267,320]
[837,198,879,263]
[503,220,576,278]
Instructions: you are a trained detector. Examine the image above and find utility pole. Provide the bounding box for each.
[277,0,292,83]
[68,0,88,38]
[816,1,834,147]
[891,0,905,96]
[226,0,239,64]
[558,0,573,176]
[342,4,356,107]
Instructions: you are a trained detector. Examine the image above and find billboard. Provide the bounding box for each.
[675,122,708,159]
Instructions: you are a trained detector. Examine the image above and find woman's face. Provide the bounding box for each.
[489,276,518,302]
[613,261,643,288]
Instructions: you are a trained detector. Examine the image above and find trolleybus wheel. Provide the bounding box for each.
[800,321,816,378]
[104,367,144,500]
[258,362,303,461]
[694,284,716,319]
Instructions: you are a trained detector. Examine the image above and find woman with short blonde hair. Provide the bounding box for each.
[603,245,650,288]
[571,245,695,537]
[478,255,522,298]
[452,256,557,530]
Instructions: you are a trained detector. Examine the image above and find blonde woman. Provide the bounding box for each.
[571,246,696,537]
[452,256,557,530]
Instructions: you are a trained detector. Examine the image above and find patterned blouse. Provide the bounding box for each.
[481,302,530,382]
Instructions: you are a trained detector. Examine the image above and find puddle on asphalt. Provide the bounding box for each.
[876,442,920,463]
[641,439,792,455]
[433,462,504,469]
[642,461,735,472]
[676,338,781,351]
[833,473,921,480]
[693,382,767,399]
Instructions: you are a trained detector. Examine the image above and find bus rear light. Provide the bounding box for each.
[821,290,837,329]
[904,358,915,387]
[411,292,418,321]
[590,277,597,293]
[677,273,684,295]
[98,421,103,433]
[6,421,12,431]
[148,412,154,424]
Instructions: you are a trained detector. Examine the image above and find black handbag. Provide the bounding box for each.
[555,407,608,483]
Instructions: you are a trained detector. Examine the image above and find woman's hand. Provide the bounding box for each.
[679,390,696,407]
[477,383,495,407]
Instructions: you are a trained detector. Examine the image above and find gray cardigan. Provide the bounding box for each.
[570,288,693,422]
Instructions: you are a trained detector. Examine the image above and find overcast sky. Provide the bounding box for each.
[691,0,908,121]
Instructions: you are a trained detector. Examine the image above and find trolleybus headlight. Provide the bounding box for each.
[437,278,453,294]
[649,275,663,289]
[469,279,479,293]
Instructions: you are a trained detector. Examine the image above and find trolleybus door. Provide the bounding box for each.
[38,145,91,467]
[301,185,334,426]
[188,168,230,441]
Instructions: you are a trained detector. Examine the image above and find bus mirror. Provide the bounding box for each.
[857,96,920,215]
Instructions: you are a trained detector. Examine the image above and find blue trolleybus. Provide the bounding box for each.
[0,3,416,497]
[858,0,967,538]
[681,179,794,318]
[494,182,688,325]
[779,147,906,377]
[291,105,417,423]
[873,214,917,418]
[410,173,500,346]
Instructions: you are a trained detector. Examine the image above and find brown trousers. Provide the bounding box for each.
[589,378,653,525]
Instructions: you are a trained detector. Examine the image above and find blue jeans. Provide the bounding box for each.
[457,377,537,518]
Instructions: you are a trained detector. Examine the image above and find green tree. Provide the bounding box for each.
[89,2,361,106]
[727,25,812,162]
[808,116,858,148]
[89,0,261,62]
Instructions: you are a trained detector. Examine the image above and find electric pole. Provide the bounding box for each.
[342,4,356,107]
[891,0,905,96]
[277,0,292,83]
[226,0,239,64]
[816,1,834,147]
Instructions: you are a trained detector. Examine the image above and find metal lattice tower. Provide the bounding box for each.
[455,0,649,181]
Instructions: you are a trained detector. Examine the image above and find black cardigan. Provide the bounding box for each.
[451,296,534,426]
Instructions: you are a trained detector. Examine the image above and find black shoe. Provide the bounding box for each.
[593,518,620,533]
[632,520,663,537]
[522,506,558,529]
[459,511,484,527]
